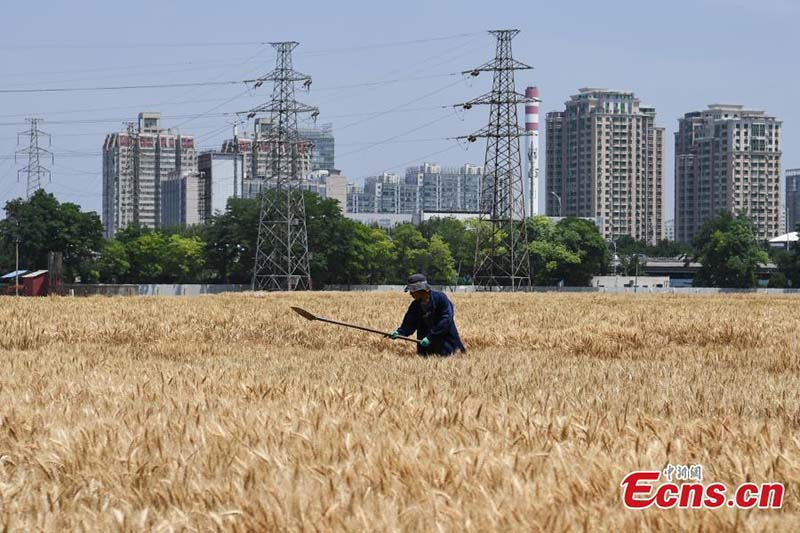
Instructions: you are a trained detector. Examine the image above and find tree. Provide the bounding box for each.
[97,240,130,283]
[407,234,457,285]
[527,216,580,285]
[772,222,800,287]
[419,217,475,281]
[0,190,103,282]
[163,235,205,283]
[552,217,609,286]
[692,211,768,288]
[201,191,357,287]
[345,223,397,284]
[126,232,167,283]
[391,224,428,279]
[201,197,260,284]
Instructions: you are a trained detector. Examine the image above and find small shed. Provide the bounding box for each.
[21,270,49,296]
[1,270,29,294]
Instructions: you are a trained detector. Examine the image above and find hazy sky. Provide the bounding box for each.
[0,0,796,219]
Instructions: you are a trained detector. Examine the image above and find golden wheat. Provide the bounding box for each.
[0,292,797,531]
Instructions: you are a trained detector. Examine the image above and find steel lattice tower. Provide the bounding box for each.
[456,30,534,290]
[16,118,53,198]
[250,42,319,291]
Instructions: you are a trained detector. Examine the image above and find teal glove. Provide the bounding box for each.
[388,330,400,340]
[420,337,431,348]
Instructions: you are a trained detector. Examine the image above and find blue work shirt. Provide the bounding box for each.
[397,290,465,356]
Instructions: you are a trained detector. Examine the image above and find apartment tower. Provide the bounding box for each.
[546,89,665,242]
[102,112,197,237]
[675,105,782,243]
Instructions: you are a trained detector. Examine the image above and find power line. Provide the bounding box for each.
[0,80,248,94]
[1,32,480,52]
[367,143,465,177]
[337,78,466,132]
[3,54,266,79]
[337,114,453,158]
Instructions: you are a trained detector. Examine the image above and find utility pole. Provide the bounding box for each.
[456,29,535,290]
[249,42,319,291]
[14,214,20,297]
[16,118,52,198]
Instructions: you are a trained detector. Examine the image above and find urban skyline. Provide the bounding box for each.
[0,1,797,234]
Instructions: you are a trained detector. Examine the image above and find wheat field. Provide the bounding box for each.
[0,292,797,531]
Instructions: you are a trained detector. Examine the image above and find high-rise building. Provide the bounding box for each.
[298,123,335,172]
[161,170,202,227]
[675,105,782,243]
[306,169,347,213]
[347,172,419,214]
[785,168,800,233]
[102,112,197,237]
[221,118,312,199]
[346,164,484,215]
[197,151,244,222]
[546,89,665,242]
[405,163,483,213]
[664,219,675,242]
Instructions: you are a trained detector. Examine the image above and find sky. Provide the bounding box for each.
[0,0,797,219]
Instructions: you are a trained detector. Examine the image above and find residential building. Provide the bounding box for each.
[346,164,484,216]
[102,112,197,237]
[786,168,800,233]
[161,170,202,227]
[405,163,483,213]
[546,88,665,243]
[347,173,419,214]
[298,123,335,172]
[221,118,312,199]
[306,169,347,213]
[664,219,675,241]
[675,105,782,242]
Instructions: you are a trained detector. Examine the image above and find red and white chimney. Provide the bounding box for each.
[525,86,540,215]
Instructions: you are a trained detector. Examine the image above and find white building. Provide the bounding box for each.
[161,170,202,227]
[198,151,243,222]
[102,112,197,237]
[221,118,312,199]
[675,105,782,243]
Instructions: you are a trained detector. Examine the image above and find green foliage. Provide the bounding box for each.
[389,223,458,285]
[611,235,691,276]
[551,217,610,286]
[692,211,768,288]
[0,190,619,287]
[98,232,205,284]
[163,235,205,283]
[346,222,397,284]
[201,197,260,284]
[418,217,475,280]
[772,222,800,288]
[768,272,788,288]
[527,216,580,285]
[0,190,104,282]
[96,240,130,283]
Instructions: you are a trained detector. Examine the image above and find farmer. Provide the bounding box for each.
[388,273,465,357]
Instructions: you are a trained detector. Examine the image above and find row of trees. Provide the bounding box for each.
[0,190,611,286]
[3,190,797,288]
